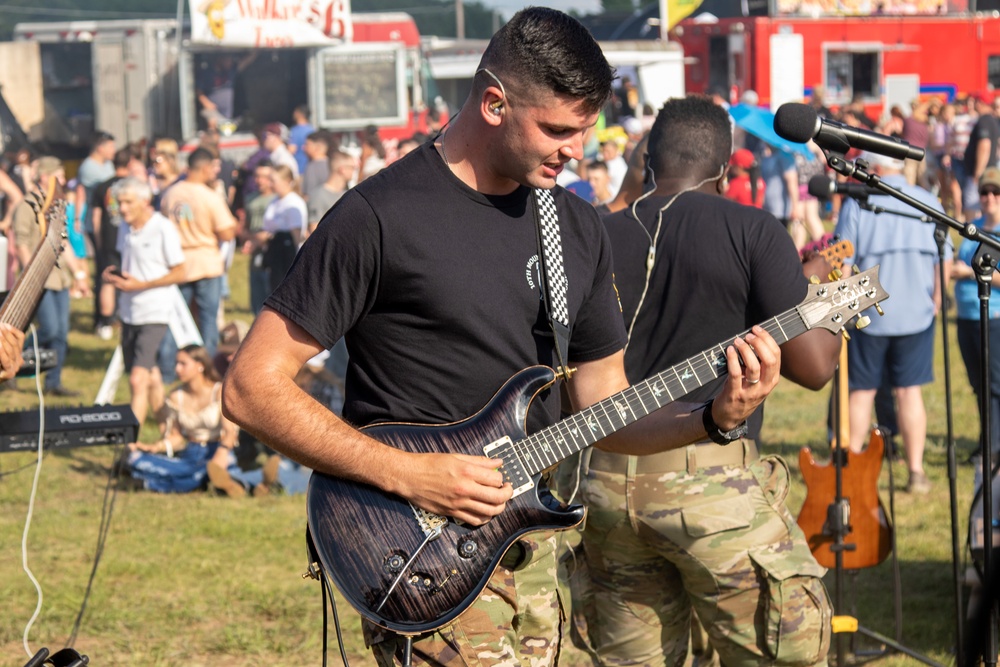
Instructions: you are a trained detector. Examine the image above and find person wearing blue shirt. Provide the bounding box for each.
[288,105,315,176]
[834,151,952,494]
[952,167,1000,461]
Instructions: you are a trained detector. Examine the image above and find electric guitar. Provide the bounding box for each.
[796,334,893,570]
[0,187,68,331]
[306,266,889,634]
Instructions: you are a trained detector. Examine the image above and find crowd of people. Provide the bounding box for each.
[0,9,997,662]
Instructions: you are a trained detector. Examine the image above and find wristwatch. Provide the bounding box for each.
[701,398,748,445]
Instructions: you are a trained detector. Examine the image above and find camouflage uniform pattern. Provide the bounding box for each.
[569,446,832,667]
[367,532,565,666]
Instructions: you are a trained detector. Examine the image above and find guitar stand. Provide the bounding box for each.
[826,377,944,667]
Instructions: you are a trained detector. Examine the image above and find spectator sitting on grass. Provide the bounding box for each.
[123,344,277,497]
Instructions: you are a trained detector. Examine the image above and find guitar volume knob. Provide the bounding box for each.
[458,537,478,559]
[384,552,407,573]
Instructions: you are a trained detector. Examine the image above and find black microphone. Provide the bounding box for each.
[774,103,925,162]
[807,175,880,200]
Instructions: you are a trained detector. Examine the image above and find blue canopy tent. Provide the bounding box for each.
[729,104,814,159]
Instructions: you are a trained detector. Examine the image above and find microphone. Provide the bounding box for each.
[807,175,880,200]
[774,103,925,162]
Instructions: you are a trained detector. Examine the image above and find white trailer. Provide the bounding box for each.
[10,12,427,158]
[11,19,182,150]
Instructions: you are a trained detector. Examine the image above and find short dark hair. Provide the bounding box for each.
[91,130,114,151]
[113,147,133,170]
[188,147,216,169]
[307,130,331,152]
[588,160,609,174]
[647,95,732,181]
[477,7,614,114]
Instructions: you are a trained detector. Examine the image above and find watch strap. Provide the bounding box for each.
[701,398,747,445]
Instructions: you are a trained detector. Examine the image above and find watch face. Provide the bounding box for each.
[722,424,748,440]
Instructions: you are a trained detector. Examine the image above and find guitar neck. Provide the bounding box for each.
[516,306,811,475]
[0,199,66,332]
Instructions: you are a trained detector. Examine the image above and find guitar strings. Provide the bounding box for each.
[513,302,831,471]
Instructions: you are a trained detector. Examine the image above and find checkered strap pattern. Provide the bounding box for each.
[534,188,569,328]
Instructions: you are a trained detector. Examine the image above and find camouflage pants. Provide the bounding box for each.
[573,449,832,667]
[367,533,565,666]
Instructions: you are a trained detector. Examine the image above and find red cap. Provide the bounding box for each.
[729,148,755,170]
[262,122,289,141]
[974,91,995,106]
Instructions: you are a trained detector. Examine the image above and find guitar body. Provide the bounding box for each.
[306,366,585,634]
[797,428,892,569]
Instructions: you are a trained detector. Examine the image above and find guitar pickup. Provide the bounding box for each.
[482,436,534,498]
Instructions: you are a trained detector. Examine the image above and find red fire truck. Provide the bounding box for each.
[675,14,1000,115]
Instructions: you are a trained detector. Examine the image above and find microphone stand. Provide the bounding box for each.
[857,196,966,667]
[830,153,999,667]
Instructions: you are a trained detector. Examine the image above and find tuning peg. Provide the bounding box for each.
[874,303,884,316]
[830,268,843,281]
[809,275,821,285]
[855,315,871,330]
[842,329,852,341]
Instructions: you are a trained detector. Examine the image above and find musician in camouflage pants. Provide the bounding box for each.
[565,96,841,667]
[224,15,782,667]
[572,448,831,666]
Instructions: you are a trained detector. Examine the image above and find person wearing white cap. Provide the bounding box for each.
[261,123,298,178]
[833,151,952,494]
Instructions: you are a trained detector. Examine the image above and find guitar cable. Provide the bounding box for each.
[320,564,351,667]
[21,324,46,659]
[64,441,125,649]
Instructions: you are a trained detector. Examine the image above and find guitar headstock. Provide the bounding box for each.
[800,265,889,335]
[816,239,854,273]
[25,187,68,247]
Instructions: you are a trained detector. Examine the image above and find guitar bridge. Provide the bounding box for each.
[482,435,534,498]
[410,504,448,538]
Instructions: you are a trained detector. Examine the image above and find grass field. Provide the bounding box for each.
[0,252,989,666]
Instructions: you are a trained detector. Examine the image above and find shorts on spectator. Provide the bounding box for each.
[122,323,169,372]
[847,322,935,390]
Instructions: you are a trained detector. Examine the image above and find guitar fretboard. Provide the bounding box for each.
[512,306,813,475]
[0,201,66,331]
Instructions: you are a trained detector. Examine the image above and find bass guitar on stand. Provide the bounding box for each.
[796,247,893,570]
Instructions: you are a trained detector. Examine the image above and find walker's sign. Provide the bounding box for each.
[189,0,353,47]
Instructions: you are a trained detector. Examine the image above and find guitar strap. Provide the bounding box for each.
[532,188,574,380]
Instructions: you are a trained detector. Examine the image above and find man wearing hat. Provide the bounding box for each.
[962,91,1000,218]
[12,157,92,396]
[834,151,951,494]
[725,148,765,208]
[261,123,298,177]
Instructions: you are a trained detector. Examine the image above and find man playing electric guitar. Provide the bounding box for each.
[566,96,842,667]
[223,9,781,666]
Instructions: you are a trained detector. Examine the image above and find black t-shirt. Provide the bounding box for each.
[90,175,125,262]
[964,114,1000,174]
[266,143,626,434]
[604,192,808,438]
